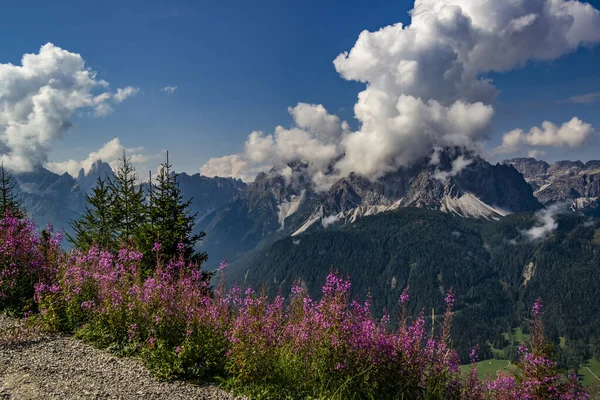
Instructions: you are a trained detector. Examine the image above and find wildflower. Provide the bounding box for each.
[532,297,543,317]
[399,286,410,305]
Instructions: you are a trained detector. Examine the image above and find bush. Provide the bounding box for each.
[0,214,61,314]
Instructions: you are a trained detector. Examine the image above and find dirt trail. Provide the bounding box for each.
[0,316,244,400]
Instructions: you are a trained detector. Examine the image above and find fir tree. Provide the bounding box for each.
[68,177,116,251]
[145,152,208,265]
[110,151,146,247]
[0,162,24,218]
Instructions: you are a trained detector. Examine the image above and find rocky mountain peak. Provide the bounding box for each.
[77,160,114,194]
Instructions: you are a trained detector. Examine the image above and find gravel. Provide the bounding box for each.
[0,315,246,400]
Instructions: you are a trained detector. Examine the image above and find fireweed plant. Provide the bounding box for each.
[0,215,595,399]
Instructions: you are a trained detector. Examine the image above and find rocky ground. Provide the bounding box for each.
[0,315,246,400]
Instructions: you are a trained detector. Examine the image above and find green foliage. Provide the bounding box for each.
[141,152,207,269]
[229,208,600,365]
[0,162,23,218]
[68,177,117,251]
[110,150,147,246]
[69,151,208,273]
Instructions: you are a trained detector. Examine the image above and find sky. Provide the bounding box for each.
[1,0,600,184]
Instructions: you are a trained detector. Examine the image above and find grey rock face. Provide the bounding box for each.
[14,167,87,237]
[503,157,600,209]
[76,160,114,194]
[294,149,542,235]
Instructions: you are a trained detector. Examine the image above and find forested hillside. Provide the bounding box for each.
[228,208,600,363]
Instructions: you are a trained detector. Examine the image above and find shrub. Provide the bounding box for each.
[0,214,61,314]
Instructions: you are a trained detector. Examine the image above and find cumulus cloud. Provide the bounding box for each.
[201,103,349,187]
[494,117,595,154]
[201,0,600,186]
[161,86,177,94]
[200,154,261,182]
[0,43,138,172]
[46,138,157,177]
[523,204,563,241]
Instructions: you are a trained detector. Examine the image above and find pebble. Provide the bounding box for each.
[0,315,246,400]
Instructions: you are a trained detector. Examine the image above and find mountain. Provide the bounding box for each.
[175,172,247,223]
[503,158,600,213]
[199,148,542,265]
[294,149,541,235]
[11,163,245,248]
[197,161,317,264]
[77,160,114,194]
[226,207,600,363]
[14,166,87,237]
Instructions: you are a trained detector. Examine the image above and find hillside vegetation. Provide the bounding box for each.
[229,207,600,366]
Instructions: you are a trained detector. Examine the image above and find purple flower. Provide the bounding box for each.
[532,297,543,317]
[152,242,161,252]
[399,286,410,305]
[444,288,455,308]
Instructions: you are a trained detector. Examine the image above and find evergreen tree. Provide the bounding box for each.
[68,177,116,251]
[110,151,146,247]
[145,152,208,265]
[0,162,24,218]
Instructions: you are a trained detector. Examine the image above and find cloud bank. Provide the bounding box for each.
[201,0,600,186]
[494,117,596,154]
[0,43,138,172]
[46,138,157,178]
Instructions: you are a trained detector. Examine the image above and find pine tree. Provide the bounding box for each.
[68,177,116,251]
[0,162,24,218]
[145,152,208,265]
[110,150,146,247]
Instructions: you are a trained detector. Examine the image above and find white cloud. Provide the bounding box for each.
[200,154,260,182]
[161,86,177,94]
[46,137,157,178]
[201,0,600,186]
[523,204,562,241]
[200,103,348,184]
[434,155,474,181]
[0,43,138,172]
[321,215,339,228]
[113,86,139,103]
[494,117,595,154]
[527,150,546,159]
[559,92,600,104]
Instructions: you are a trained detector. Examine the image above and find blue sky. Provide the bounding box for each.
[1,0,600,178]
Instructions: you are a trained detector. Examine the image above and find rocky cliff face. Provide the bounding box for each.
[15,166,87,237]
[197,162,318,263]
[77,161,114,194]
[293,149,541,235]
[13,163,246,248]
[503,158,600,211]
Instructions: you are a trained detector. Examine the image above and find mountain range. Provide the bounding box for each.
[12,161,246,243]
[9,150,600,363]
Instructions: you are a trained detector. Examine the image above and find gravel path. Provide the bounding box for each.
[0,315,246,400]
